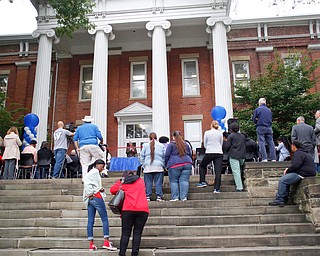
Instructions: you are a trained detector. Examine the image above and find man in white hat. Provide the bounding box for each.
[74,116,104,177]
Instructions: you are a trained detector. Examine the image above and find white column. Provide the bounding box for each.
[31,29,59,146]
[146,20,171,138]
[206,17,233,122]
[88,26,115,143]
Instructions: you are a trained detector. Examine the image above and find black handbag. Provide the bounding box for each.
[108,185,125,214]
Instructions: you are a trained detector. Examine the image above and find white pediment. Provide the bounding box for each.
[114,102,152,117]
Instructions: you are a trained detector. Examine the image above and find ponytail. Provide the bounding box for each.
[173,130,186,157]
[149,132,157,164]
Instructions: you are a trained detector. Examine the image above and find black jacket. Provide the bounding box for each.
[286,149,316,177]
[225,132,246,159]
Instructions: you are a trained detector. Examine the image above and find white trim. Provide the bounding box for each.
[79,65,93,101]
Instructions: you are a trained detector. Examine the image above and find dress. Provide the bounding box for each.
[291,122,316,159]
[165,141,193,200]
[140,140,165,199]
[252,104,276,161]
[110,174,149,256]
[199,128,223,191]
[74,123,104,177]
[2,132,22,179]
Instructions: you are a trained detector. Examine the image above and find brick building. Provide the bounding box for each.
[0,0,319,156]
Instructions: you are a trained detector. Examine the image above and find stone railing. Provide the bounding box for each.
[243,162,320,232]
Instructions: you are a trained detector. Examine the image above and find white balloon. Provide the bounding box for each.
[24,126,30,131]
[29,134,35,139]
[26,130,31,135]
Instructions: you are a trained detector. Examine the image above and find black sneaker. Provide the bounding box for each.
[268,201,284,207]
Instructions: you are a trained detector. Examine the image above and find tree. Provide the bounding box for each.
[47,0,95,38]
[233,52,320,140]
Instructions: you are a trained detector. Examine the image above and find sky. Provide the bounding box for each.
[0,0,319,36]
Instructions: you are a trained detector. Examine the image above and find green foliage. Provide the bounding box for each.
[234,52,320,140]
[48,0,95,38]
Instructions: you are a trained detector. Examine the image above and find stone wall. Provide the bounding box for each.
[244,162,320,232]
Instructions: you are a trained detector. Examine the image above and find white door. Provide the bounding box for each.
[184,120,202,150]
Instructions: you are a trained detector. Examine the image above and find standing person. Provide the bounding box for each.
[252,98,276,162]
[140,132,165,201]
[224,123,246,192]
[83,159,116,251]
[291,116,316,159]
[314,110,320,173]
[196,120,223,193]
[110,171,149,256]
[74,116,104,177]
[52,121,74,178]
[126,141,137,157]
[2,126,22,179]
[269,140,316,207]
[165,131,193,201]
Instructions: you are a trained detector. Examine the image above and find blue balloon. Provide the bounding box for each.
[24,113,39,127]
[211,106,227,120]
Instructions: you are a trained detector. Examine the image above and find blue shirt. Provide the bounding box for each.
[73,123,103,148]
[252,104,272,127]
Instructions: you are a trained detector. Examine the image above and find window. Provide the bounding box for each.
[284,57,301,69]
[126,123,151,139]
[182,59,200,96]
[0,74,9,107]
[80,65,93,100]
[130,62,147,98]
[232,61,250,97]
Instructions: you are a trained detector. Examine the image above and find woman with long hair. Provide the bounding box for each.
[196,120,223,193]
[165,130,193,201]
[140,132,165,201]
[2,126,22,179]
[110,171,149,256]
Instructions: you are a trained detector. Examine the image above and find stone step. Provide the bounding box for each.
[0,214,308,228]
[0,195,79,203]
[1,234,320,249]
[0,205,301,219]
[0,223,314,238]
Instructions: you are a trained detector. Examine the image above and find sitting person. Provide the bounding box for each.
[36,141,54,179]
[269,140,316,207]
[22,140,38,164]
[67,149,82,178]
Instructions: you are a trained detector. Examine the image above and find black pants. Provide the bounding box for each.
[119,211,148,256]
[199,153,223,190]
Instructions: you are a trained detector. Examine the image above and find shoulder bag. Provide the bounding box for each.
[108,183,125,214]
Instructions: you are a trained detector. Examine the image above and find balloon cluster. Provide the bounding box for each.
[211,106,227,130]
[23,113,39,147]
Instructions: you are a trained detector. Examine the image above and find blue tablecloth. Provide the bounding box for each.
[109,157,140,172]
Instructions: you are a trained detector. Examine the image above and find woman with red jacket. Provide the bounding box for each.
[110,171,149,256]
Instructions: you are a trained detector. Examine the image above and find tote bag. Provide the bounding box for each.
[108,188,125,214]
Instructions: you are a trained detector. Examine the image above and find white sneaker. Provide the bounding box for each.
[213,189,220,193]
[261,159,268,162]
[181,198,187,201]
[156,196,164,202]
[170,198,179,202]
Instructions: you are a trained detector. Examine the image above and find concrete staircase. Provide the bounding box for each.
[0,174,320,256]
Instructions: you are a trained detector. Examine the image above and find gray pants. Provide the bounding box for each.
[4,159,17,179]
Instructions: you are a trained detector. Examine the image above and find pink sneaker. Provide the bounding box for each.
[89,241,97,251]
[102,240,117,251]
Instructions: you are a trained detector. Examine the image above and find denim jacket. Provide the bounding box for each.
[140,140,165,170]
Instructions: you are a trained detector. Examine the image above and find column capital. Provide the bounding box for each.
[146,20,171,37]
[32,29,60,44]
[206,17,232,33]
[88,25,115,40]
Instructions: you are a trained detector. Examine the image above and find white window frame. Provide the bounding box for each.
[130,61,147,99]
[0,74,9,108]
[79,65,93,101]
[181,58,200,97]
[232,61,250,97]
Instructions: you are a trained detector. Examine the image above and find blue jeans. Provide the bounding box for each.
[144,172,164,198]
[53,148,67,178]
[256,126,276,161]
[87,197,110,240]
[168,164,192,200]
[275,173,302,204]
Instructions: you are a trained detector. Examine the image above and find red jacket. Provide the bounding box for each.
[110,177,149,214]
